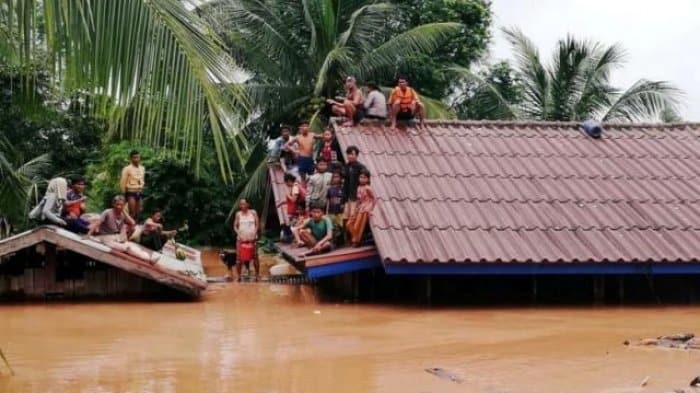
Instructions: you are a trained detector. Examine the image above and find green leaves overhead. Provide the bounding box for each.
[206,0,462,122]
[464,27,683,122]
[1,0,250,180]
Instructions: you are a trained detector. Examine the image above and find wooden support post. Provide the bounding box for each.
[45,243,57,294]
[260,173,272,232]
[531,276,538,304]
[593,276,605,304]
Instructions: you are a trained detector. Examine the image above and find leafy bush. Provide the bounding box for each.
[85,142,237,246]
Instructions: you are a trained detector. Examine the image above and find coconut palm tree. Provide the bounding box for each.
[0,137,51,237]
[204,0,462,124]
[457,28,683,122]
[0,0,250,179]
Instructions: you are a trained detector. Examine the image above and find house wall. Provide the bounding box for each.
[317,269,700,305]
[0,246,182,300]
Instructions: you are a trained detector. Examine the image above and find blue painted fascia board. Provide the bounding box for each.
[306,257,382,279]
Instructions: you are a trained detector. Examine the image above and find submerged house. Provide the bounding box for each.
[0,226,207,299]
[270,120,700,300]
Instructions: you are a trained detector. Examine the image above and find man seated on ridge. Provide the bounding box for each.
[327,76,365,126]
[388,76,425,129]
[363,82,387,121]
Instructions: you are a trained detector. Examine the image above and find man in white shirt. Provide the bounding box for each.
[363,82,387,120]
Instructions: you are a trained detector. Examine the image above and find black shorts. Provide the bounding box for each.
[365,114,386,120]
[353,106,366,124]
[125,191,143,201]
[397,108,414,121]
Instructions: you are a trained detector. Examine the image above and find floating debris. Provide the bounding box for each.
[624,333,700,350]
[0,346,14,376]
[425,367,463,384]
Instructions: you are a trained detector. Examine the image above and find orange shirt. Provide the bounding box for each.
[389,87,419,109]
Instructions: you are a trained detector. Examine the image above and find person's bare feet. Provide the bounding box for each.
[296,241,305,248]
[341,120,354,127]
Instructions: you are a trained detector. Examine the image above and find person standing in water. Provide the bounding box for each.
[120,150,145,221]
[232,198,260,281]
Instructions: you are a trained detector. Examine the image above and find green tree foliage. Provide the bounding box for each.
[461,28,683,122]
[392,0,492,99]
[1,0,250,179]
[205,0,462,125]
[0,64,105,177]
[0,136,51,233]
[455,61,523,120]
[85,142,236,245]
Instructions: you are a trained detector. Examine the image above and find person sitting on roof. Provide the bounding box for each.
[327,76,365,126]
[268,125,292,161]
[346,169,376,247]
[88,195,136,240]
[364,82,387,121]
[139,209,177,251]
[388,76,425,129]
[63,176,90,234]
[293,203,334,256]
[28,177,68,227]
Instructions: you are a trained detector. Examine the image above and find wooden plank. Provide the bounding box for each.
[44,244,57,293]
[23,268,34,296]
[44,232,205,294]
[0,229,43,259]
[1,226,204,297]
[33,268,46,296]
[94,270,107,297]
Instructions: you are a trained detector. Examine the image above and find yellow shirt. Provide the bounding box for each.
[120,164,145,192]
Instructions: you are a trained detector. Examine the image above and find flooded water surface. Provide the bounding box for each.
[1,255,699,393]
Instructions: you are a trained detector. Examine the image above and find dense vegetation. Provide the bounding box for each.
[0,0,683,244]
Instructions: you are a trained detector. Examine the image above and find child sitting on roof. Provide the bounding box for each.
[63,176,90,234]
[294,203,334,256]
[346,169,376,247]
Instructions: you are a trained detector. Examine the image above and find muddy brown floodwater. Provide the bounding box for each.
[1,252,699,393]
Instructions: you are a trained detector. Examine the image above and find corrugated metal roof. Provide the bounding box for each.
[334,121,700,264]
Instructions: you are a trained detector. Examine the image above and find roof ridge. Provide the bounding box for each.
[371,224,699,231]
[375,196,700,204]
[332,118,700,130]
[372,172,699,181]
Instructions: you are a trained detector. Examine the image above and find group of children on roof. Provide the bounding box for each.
[29,151,180,262]
[259,74,427,266]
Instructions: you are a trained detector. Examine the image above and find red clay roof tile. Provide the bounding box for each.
[334,120,700,264]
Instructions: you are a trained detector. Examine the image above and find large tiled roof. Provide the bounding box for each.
[334,120,700,264]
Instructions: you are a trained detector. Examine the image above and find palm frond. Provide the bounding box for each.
[4,0,250,179]
[569,44,624,119]
[602,79,683,122]
[449,65,520,120]
[337,3,393,52]
[502,27,549,119]
[356,22,462,81]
